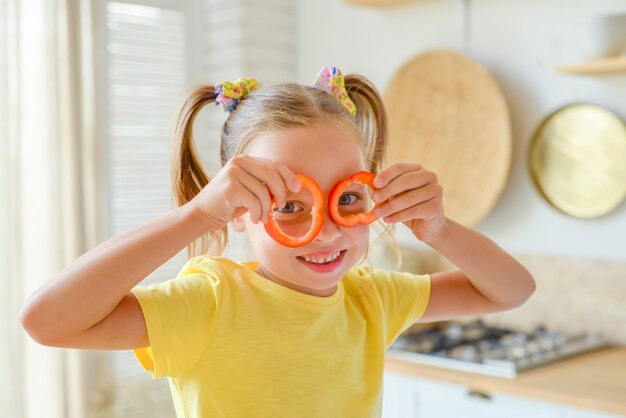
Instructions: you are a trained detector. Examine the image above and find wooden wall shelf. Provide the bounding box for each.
[556,57,626,75]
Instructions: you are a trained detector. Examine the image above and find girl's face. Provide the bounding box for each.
[235,123,371,297]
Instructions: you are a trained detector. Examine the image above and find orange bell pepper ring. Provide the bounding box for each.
[328,171,379,227]
[264,174,325,248]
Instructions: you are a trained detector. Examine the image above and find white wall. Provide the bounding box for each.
[296,0,626,260]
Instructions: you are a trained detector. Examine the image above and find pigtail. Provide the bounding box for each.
[171,85,227,259]
[344,75,401,270]
[344,74,388,175]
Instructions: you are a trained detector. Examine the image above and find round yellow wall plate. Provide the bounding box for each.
[529,103,626,218]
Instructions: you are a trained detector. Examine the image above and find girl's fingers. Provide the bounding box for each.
[373,163,422,189]
[233,155,300,209]
[375,182,442,219]
[229,178,263,223]
[271,162,301,193]
[239,155,301,192]
[373,168,437,204]
[380,195,441,224]
[244,156,302,192]
[234,168,273,223]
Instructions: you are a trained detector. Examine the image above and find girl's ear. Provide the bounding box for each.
[231,215,247,232]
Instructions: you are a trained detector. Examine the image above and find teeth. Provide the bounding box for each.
[303,251,341,264]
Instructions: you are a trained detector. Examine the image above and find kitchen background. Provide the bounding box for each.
[295,0,626,346]
[1,0,625,417]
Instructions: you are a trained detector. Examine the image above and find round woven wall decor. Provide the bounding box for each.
[385,50,512,227]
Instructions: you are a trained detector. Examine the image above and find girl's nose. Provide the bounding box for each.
[314,208,342,242]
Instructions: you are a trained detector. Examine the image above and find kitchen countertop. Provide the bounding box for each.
[385,346,626,416]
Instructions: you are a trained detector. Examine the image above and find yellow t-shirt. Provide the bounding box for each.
[132,256,430,418]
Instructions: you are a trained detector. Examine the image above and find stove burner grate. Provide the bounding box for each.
[388,320,608,378]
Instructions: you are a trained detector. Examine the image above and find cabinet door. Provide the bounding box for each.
[417,379,565,418]
[384,373,567,418]
[382,372,421,418]
[562,406,626,418]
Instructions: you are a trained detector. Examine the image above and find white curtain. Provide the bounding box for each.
[0,0,101,417]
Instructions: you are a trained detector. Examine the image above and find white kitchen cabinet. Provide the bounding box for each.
[415,377,563,418]
[563,408,626,418]
[382,372,624,418]
[382,371,421,418]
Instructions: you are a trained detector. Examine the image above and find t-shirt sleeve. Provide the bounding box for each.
[131,258,222,378]
[371,268,431,348]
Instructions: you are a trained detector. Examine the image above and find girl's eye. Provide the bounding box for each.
[338,193,359,205]
[274,201,303,214]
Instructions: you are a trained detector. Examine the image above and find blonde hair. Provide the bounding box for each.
[171,74,401,267]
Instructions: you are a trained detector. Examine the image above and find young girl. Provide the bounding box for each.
[20,66,535,417]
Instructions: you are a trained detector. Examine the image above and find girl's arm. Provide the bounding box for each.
[372,163,535,322]
[20,154,299,350]
[19,203,211,349]
[419,217,536,322]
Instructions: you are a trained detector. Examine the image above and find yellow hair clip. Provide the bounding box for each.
[313,66,357,116]
[214,77,259,112]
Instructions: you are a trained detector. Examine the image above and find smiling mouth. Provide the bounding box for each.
[296,249,347,273]
[298,250,343,263]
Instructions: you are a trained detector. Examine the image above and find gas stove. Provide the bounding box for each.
[387,320,608,378]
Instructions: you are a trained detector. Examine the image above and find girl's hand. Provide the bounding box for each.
[189,155,301,231]
[372,163,445,243]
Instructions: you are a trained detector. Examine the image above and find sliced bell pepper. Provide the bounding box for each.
[328,171,379,227]
[264,174,325,248]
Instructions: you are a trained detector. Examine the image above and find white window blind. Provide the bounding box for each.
[99,1,189,417]
[105,1,188,279]
[95,0,296,415]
